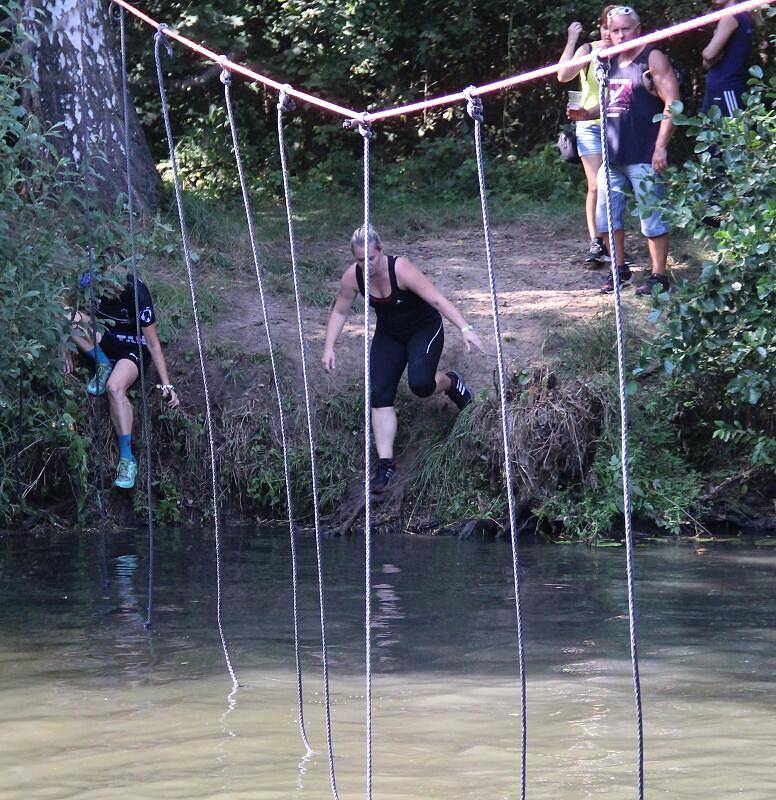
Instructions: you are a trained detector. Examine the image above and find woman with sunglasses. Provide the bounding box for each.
[557,6,615,267]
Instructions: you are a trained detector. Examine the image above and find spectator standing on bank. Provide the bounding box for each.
[568,6,680,296]
[557,6,615,266]
[702,0,756,115]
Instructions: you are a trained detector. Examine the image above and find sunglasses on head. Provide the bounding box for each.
[607,5,636,18]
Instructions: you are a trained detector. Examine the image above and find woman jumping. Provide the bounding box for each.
[322,226,485,493]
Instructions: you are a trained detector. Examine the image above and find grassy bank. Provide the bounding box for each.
[5,81,774,538]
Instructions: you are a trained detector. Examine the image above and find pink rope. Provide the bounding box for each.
[366,0,771,121]
[114,0,771,122]
[110,0,361,119]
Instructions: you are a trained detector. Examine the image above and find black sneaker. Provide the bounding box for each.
[584,237,610,267]
[445,370,473,411]
[371,459,396,494]
[635,273,670,296]
[600,268,633,294]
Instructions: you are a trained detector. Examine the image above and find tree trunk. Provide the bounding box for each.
[33,0,159,213]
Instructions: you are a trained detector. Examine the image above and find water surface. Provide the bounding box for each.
[1,528,774,799]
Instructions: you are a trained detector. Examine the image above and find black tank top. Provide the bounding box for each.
[605,46,665,165]
[355,255,441,339]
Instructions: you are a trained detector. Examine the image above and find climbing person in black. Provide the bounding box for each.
[65,266,179,490]
[322,226,485,493]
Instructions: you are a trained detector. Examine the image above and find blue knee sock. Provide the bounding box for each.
[88,345,110,366]
[118,434,134,462]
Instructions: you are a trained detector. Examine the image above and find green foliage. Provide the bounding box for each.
[129,0,735,198]
[537,410,706,540]
[536,313,707,539]
[414,407,504,523]
[0,10,86,523]
[649,72,775,464]
[241,384,363,518]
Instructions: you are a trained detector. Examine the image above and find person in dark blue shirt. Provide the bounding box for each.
[702,0,756,115]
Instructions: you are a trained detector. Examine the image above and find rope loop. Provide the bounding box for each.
[154,23,173,57]
[277,84,296,113]
[109,1,122,22]
[594,53,611,86]
[464,86,484,122]
[358,114,373,140]
[218,55,231,86]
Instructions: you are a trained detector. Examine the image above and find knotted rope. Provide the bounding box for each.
[154,25,238,690]
[220,65,311,753]
[465,87,527,800]
[277,86,340,800]
[596,53,645,800]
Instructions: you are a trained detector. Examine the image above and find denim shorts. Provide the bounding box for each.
[595,162,670,238]
[575,121,602,157]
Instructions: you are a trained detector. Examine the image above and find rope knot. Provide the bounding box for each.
[277,85,296,113]
[154,23,173,57]
[357,115,373,140]
[594,53,611,85]
[464,86,483,122]
[218,56,231,86]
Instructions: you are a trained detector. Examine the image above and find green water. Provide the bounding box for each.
[0,529,774,799]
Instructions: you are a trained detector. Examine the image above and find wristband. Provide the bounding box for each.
[157,383,176,392]
[460,324,473,333]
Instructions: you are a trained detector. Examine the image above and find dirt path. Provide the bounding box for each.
[206,216,685,400]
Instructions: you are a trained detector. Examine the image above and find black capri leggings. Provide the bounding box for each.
[371,318,444,408]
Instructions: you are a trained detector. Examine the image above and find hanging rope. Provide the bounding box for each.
[596,54,645,800]
[464,88,527,800]
[154,25,238,690]
[276,87,339,800]
[15,361,24,507]
[342,111,376,800]
[220,66,311,754]
[117,5,156,630]
[75,1,107,529]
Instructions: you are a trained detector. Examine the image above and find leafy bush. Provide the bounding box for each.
[648,70,775,466]
[0,5,130,524]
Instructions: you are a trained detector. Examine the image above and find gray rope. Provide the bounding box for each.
[596,54,644,800]
[76,1,107,528]
[154,26,238,690]
[15,362,24,506]
[117,5,156,631]
[220,66,311,753]
[465,88,527,800]
[358,118,375,800]
[276,87,339,800]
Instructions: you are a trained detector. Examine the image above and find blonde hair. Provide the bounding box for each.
[350,225,382,252]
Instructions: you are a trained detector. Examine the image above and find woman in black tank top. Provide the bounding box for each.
[323,226,486,493]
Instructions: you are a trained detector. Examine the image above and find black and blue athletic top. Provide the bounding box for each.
[96,273,156,344]
[356,255,441,339]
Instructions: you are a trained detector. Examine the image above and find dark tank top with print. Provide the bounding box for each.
[355,255,441,340]
[605,46,665,165]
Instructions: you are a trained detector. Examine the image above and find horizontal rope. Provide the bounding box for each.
[365,0,771,121]
[111,0,360,119]
[113,0,770,123]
